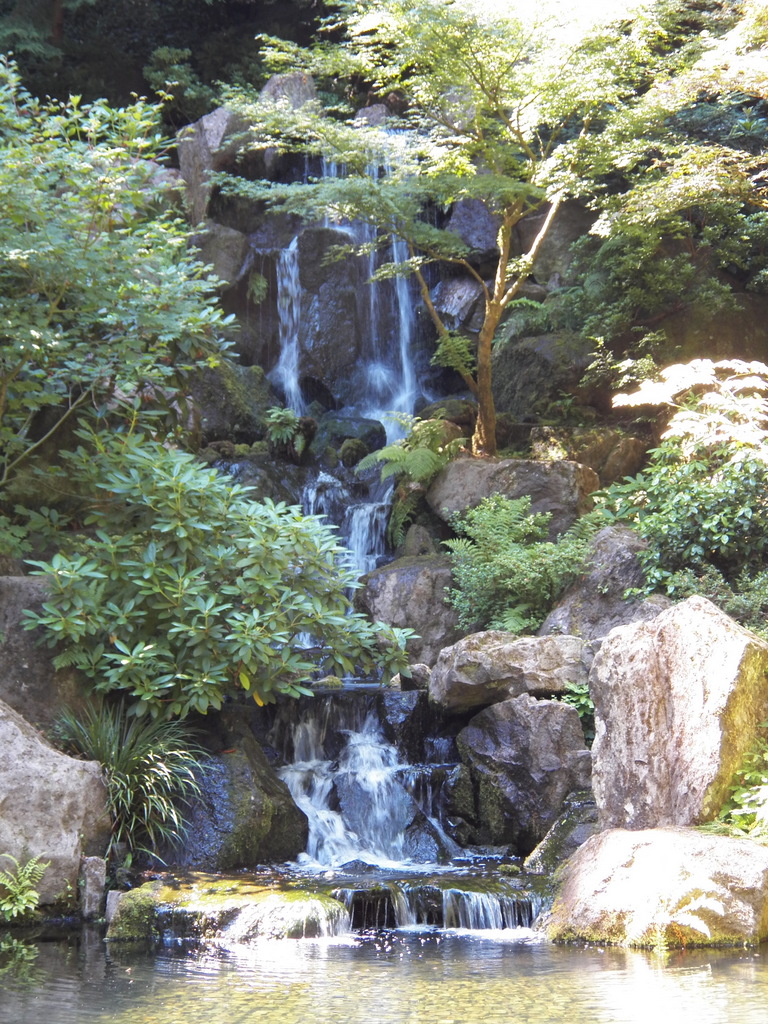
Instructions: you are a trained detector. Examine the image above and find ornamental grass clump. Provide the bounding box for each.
[56,700,204,861]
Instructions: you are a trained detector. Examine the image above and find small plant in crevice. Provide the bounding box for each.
[444,494,604,635]
[357,414,467,546]
[0,855,49,922]
[264,406,316,464]
[556,682,596,747]
[709,729,768,841]
[56,700,204,863]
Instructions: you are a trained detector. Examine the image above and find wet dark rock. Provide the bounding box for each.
[451,694,591,855]
[175,723,308,871]
[523,790,599,876]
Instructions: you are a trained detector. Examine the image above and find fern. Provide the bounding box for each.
[0,855,49,921]
[445,494,604,633]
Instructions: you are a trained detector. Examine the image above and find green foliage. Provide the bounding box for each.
[598,360,768,591]
[264,406,301,444]
[358,415,465,485]
[143,47,217,125]
[660,564,768,639]
[556,682,596,747]
[0,933,40,984]
[444,494,602,634]
[24,429,412,717]
[221,0,696,455]
[0,855,49,921]
[56,700,203,860]
[714,729,768,840]
[0,57,233,522]
[358,415,466,545]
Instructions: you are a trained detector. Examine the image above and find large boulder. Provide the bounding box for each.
[538,526,672,644]
[529,426,648,486]
[177,106,248,224]
[187,361,275,445]
[0,699,110,905]
[0,576,92,729]
[173,722,308,872]
[590,596,768,830]
[513,199,595,285]
[355,555,463,666]
[450,694,591,854]
[429,631,589,714]
[491,334,593,421]
[426,457,599,540]
[542,827,768,948]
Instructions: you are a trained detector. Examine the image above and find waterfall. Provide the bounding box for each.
[270,235,305,413]
[270,694,539,935]
[277,705,414,869]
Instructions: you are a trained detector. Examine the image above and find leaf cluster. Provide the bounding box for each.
[24,430,412,717]
[0,57,234,507]
[0,855,49,922]
[444,493,602,634]
[357,414,466,545]
[714,729,768,840]
[598,359,768,591]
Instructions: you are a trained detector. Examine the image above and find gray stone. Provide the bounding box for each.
[491,334,593,420]
[426,457,599,540]
[529,426,648,485]
[542,827,768,948]
[79,856,107,920]
[513,200,594,285]
[452,694,591,854]
[539,526,672,643]
[429,631,589,714]
[177,106,248,224]
[259,72,317,108]
[354,555,463,666]
[0,699,110,905]
[0,576,93,729]
[590,596,768,830]
[191,221,250,288]
[523,791,599,876]
[444,199,502,260]
[430,276,485,330]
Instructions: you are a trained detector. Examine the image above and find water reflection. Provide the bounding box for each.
[2,932,767,1024]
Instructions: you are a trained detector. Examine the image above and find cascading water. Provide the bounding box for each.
[270,694,540,934]
[269,235,305,414]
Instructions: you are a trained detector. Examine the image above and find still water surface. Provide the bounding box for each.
[3,930,768,1024]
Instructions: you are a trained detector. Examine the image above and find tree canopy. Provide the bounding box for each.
[0,56,233,548]
[211,0,768,453]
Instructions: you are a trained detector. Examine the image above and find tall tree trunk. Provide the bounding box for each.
[471,302,502,456]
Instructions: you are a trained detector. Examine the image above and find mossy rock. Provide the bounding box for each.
[106,873,349,943]
[187,361,276,445]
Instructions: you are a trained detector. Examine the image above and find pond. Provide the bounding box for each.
[3,928,767,1024]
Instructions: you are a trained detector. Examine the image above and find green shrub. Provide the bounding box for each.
[598,360,768,593]
[56,701,202,861]
[712,731,768,840]
[556,682,596,747]
[444,494,602,634]
[0,855,48,922]
[24,429,412,717]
